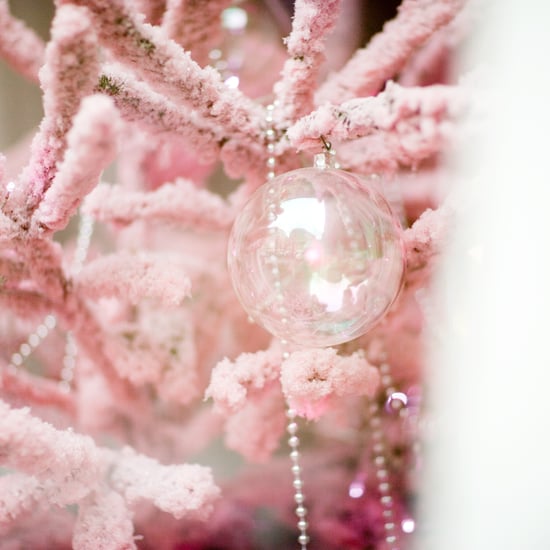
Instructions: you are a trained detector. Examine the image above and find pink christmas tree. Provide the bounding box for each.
[0,1,466,548]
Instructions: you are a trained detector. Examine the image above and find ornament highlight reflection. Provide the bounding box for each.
[228,167,405,347]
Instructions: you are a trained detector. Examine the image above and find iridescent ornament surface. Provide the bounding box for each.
[228,167,405,347]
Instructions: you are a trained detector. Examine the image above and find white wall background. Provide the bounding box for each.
[421,1,550,548]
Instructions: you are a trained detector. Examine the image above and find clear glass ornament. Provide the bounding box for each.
[227,163,405,347]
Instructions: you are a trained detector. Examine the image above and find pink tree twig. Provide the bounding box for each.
[0,400,220,522]
[224,385,286,462]
[108,446,220,519]
[0,474,45,530]
[402,204,451,289]
[0,255,30,286]
[0,399,103,503]
[96,66,222,161]
[62,0,264,143]
[0,363,76,414]
[84,180,234,231]
[0,288,53,320]
[316,0,465,104]
[273,0,342,123]
[6,5,100,219]
[76,252,192,307]
[288,82,465,172]
[162,0,232,65]
[280,348,380,420]
[0,0,45,83]
[32,95,122,235]
[0,210,18,242]
[399,3,472,87]
[205,348,282,414]
[72,489,136,550]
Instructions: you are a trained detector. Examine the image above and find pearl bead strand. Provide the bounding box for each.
[265,102,310,549]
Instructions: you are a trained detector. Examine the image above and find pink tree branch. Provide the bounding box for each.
[0,400,220,522]
[62,0,264,143]
[0,473,42,529]
[0,287,54,320]
[108,446,220,520]
[84,180,234,231]
[0,399,103,503]
[224,385,286,462]
[399,3,472,87]
[316,0,465,104]
[0,255,30,286]
[402,204,451,289]
[32,95,122,235]
[273,0,342,123]
[15,238,66,302]
[288,82,465,168]
[72,489,136,550]
[96,66,222,161]
[162,0,232,65]
[6,5,99,220]
[60,293,145,404]
[280,348,380,420]
[0,210,18,242]
[0,363,75,415]
[205,348,282,414]
[0,0,45,83]
[76,252,191,307]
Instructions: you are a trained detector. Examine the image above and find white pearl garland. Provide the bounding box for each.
[366,360,418,550]
[265,102,310,549]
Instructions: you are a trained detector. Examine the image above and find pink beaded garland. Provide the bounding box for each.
[228,166,405,347]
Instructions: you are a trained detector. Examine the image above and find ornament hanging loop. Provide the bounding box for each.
[320,134,332,152]
[314,135,338,170]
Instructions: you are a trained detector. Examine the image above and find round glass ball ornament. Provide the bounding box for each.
[227,166,405,347]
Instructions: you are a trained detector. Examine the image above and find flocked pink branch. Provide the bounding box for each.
[62,0,264,143]
[107,446,220,519]
[0,399,103,504]
[0,399,220,522]
[162,0,232,65]
[96,66,222,162]
[0,0,45,83]
[399,3,472,87]
[0,473,42,530]
[316,0,465,104]
[0,288,53,320]
[288,82,465,167]
[402,204,451,289]
[0,210,18,242]
[224,385,286,462]
[84,180,234,231]
[32,95,122,235]
[0,363,75,414]
[76,252,191,307]
[0,255,30,286]
[6,5,99,219]
[205,348,287,462]
[72,489,136,550]
[205,348,282,414]
[273,0,342,123]
[280,348,380,420]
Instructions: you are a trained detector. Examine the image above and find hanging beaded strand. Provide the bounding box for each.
[350,358,418,550]
[264,102,310,550]
[59,212,94,392]
[4,212,94,392]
